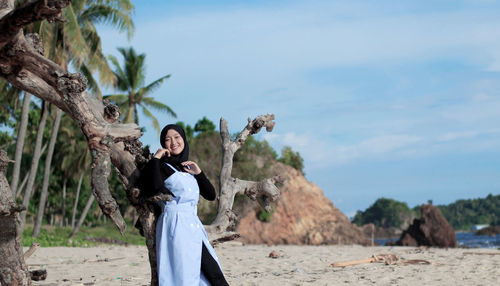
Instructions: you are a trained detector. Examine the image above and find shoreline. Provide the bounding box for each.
[27,243,500,285]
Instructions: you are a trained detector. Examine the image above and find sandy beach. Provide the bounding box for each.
[26,242,500,286]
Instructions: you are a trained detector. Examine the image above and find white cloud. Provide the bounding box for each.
[438,129,500,142]
[266,132,423,168]
[438,131,479,142]
[101,1,500,86]
[441,94,500,123]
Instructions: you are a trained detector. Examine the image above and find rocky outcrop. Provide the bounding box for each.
[394,204,457,247]
[237,162,370,245]
[475,225,500,236]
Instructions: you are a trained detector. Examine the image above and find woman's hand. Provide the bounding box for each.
[153,148,170,159]
[181,161,202,175]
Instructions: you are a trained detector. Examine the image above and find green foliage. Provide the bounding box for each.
[105,47,176,132]
[257,206,275,223]
[436,194,500,230]
[0,80,20,146]
[194,116,216,134]
[22,223,145,247]
[278,146,304,175]
[352,198,416,228]
[233,136,278,181]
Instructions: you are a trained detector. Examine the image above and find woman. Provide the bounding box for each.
[139,124,229,286]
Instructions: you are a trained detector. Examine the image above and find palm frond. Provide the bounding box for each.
[79,64,102,98]
[141,106,161,133]
[108,54,128,90]
[103,93,128,105]
[79,4,135,39]
[63,4,89,66]
[117,47,145,91]
[140,97,177,118]
[136,74,170,99]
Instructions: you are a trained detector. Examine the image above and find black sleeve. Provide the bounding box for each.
[138,158,175,197]
[195,172,216,201]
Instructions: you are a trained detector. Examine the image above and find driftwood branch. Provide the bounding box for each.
[23,243,40,260]
[206,114,281,242]
[331,254,431,267]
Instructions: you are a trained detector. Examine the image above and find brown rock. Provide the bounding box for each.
[475,225,500,236]
[394,204,457,247]
[237,162,370,245]
[268,251,280,258]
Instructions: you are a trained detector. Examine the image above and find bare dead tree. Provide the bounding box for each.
[0,1,281,285]
[205,115,281,243]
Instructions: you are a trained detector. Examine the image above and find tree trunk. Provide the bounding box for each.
[71,173,83,228]
[15,169,29,199]
[33,108,62,237]
[10,92,31,196]
[70,192,94,238]
[60,178,66,227]
[0,150,31,286]
[19,101,49,228]
[15,142,47,199]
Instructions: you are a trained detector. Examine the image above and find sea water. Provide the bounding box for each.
[375,232,500,248]
[456,232,500,248]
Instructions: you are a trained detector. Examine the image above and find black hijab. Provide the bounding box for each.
[159,124,189,171]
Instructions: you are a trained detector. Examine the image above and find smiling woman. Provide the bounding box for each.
[139,124,229,286]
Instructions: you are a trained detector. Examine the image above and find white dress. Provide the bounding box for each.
[156,163,222,286]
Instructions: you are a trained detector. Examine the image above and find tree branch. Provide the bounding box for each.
[0,0,69,50]
[207,114,280,242]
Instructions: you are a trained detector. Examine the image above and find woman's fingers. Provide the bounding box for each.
[182,161,201,174]
[153,148,171,159]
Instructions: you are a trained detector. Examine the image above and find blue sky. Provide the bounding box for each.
[98,0,500,217]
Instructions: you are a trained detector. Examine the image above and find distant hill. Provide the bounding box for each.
[352,194,500,231]
[435,194,500,230]
[351,198,417,229]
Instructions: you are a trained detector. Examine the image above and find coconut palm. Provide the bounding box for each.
[55,117,93,234]
[0,81,23,195]
[29,0,134,236]
[105,47,176,132]
[32,0,135,97]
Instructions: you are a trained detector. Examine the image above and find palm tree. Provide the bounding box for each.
[32,0,135,97]
[105,47,176,132]
[19,101,49,227]
[32,107,62,236]
[28,0,134,236]
[0,81,24,195]
[55,118,93,234]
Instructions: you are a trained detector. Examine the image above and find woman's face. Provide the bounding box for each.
[164,129,185,155]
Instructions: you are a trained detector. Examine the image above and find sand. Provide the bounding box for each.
[27,242,500,286]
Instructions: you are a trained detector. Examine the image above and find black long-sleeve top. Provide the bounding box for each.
[138,158,216,201]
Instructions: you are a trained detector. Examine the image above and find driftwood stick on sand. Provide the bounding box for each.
[23,242,40,260]
[332,254,399,267]
[331,257,378,267]
[331,254,432,267]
